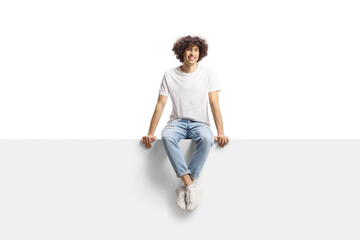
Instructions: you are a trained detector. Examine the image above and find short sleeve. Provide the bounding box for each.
[158,74,169,96]
[208,70,221,93]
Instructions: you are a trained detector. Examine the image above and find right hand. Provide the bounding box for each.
[141,135,156,149]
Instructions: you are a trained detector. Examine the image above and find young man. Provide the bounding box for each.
[141,35,229,212]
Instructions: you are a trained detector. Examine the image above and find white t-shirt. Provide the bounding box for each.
[158,64,221,126]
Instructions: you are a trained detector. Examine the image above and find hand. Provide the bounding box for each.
[214,135,229,147]
[141,135,156,149]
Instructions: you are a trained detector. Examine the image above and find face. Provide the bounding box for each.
[182,45,200,65]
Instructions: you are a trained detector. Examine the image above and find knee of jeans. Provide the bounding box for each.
[200,134,213,147]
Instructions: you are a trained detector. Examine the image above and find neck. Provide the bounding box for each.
[180,63,198,74]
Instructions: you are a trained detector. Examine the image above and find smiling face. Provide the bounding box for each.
[182,45,200,65]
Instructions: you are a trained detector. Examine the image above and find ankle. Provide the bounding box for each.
[180,174,193,186]
[184,181,193,187]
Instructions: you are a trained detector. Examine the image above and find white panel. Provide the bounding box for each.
[0,140,359,239]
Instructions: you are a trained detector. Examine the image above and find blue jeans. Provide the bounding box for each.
[161,119,214,179]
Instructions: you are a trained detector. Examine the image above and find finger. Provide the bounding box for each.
[214,136,218,142]
[147,137,152,148]
[145,137,150,148]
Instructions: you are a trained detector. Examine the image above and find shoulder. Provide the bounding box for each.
[162,66,180,79]
[198,65,217,79]
[164,66,180,75]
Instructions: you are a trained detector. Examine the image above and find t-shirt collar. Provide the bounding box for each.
[177,65,200,76]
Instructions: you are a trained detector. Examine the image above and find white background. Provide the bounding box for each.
[1,0,359,139]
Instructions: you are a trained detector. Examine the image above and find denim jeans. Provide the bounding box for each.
[161,119,214,179]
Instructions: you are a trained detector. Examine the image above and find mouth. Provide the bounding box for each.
[188,56,197,61]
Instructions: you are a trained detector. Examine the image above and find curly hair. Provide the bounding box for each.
[172,35,209,63]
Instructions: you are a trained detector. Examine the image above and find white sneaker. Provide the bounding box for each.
[175,185,186,211]
[185,184,201,212]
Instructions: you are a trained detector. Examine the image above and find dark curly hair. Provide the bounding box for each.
[172,35,209,63]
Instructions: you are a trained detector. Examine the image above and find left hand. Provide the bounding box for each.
[214,135,230,147]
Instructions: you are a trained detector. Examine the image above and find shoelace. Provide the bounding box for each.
[185,189,193,204]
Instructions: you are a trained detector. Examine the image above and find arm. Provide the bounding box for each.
[209,91,229,147]
[147,95,168,135]
[142,95,168,148]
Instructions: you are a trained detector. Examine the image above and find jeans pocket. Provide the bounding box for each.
[164,124,175,129]
[161,124,175,134]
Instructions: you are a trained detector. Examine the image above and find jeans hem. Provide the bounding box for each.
[190,174,199,180]
[177,171,192,178]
